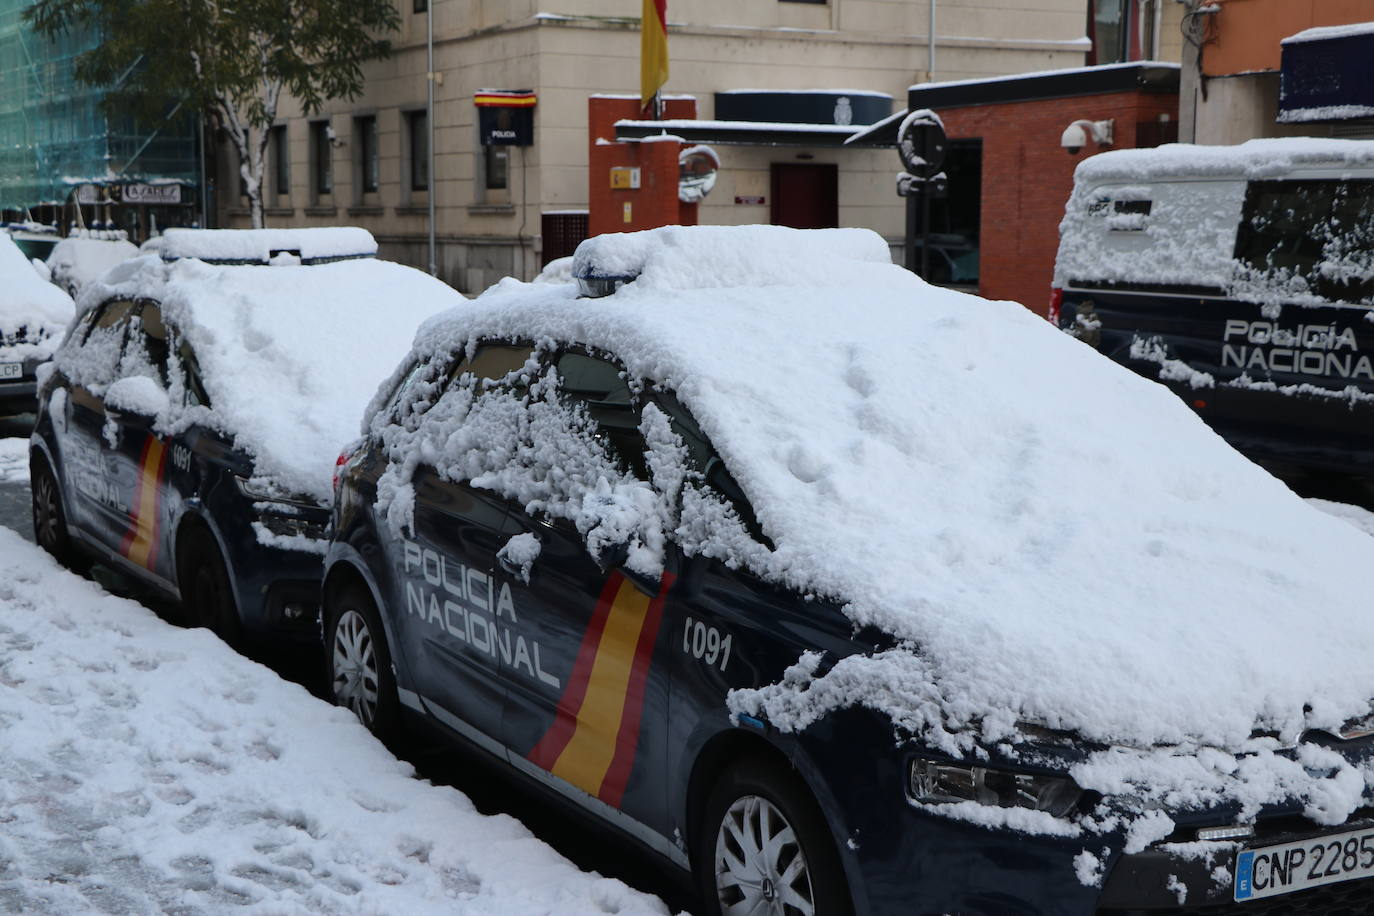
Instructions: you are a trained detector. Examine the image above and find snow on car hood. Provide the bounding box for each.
[72,253,461,502]
[1,234,75,356]
[392,225,1374,762]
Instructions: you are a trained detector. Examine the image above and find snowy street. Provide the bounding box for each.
[0,425,678,915]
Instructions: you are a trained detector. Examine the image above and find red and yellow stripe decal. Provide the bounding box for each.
[474,91,537,108]
[119,436,168,570]
[529,572,675,808]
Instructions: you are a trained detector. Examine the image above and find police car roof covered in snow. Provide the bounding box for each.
[158,227,378,265]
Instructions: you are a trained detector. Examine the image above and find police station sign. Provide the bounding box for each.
[476,89,536,146]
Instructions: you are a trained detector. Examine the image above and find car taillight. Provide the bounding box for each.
[333,446,360,493]
[1048,287,1063,325]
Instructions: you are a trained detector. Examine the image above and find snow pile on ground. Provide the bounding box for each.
[0,235,74,359]
[384,224,1374,759]
[0,527,669,915]
[68,245,462,503]
[0,437,27,484]
[45,237,139,297]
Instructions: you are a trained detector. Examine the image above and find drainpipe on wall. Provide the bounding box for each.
[928,0,936,81]
[427,0,437,277]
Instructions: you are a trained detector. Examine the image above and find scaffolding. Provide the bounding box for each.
[0,0,198,213]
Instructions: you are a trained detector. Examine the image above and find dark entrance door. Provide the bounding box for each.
[770,163,838,229]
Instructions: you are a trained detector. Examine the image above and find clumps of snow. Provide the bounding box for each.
[250,522,330,556]
[64,250,461,503]
[1072,138,1374,184]
[1281,22,1374,44]
[0,527,670,914]
[158,227,377,263]
[532,256,574,284]
[497,532,542,584]
[45,236,138,297]
[0,235,74,359]
[1073,848,1109,887]
[1165,874,1188,905]
[1129,335,1216,388]
[380,224,1374,840]
[0,437,28,483]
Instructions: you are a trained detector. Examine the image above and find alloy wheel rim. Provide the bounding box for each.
[33,471,59,550]
[714,794,815,916]
[332,609,379,727]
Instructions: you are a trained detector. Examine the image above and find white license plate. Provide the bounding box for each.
[0,363,20,381]
[1235,826,1374,901]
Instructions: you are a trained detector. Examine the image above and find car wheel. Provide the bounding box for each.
[179,525,242,646]
[698,756,853,916]
[30,453,89,573]
[324,583,400,741]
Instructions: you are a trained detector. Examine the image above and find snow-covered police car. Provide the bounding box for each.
[1053,138,1374,477]
[31,227,459,642]
[327,225,1374,915]
[1,233,74,419]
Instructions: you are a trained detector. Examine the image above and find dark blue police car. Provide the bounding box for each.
[326,225,1374,915]
[30,227,458,642]
[1,233,73,420]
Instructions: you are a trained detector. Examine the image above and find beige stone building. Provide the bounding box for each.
[217,1,1170,292]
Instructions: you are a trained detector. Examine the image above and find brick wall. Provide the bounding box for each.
[939,90,1177,314]
[588,97,698,238]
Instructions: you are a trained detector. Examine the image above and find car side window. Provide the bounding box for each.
[650,387,772,548]
[450,343,537,388]
[129,301,171,386]
[555,351,648,480]
[72,298,137,387]
[176,338,211,408]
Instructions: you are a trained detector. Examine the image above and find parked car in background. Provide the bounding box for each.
[3,221,61,261]
[0,234,74,420]
[46,232,140,298]
[1053,137,1374,477]
[30,227,461,644]
[327,224,1374,915]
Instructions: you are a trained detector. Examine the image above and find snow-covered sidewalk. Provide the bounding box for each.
[0,526,669,915]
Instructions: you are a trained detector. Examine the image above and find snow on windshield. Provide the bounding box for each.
[376,224,1374,833]
[0,527,669,914]
[66,251,461,503]
[0,234,74,357]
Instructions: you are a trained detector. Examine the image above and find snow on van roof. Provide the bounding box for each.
[1074,137,1374,183]
[1282,21,1374,44]
[0,233,74,347]
[159,227,378,264]
[394,225,1374,822]
[72,251,460,502]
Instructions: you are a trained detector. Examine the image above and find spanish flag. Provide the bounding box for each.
[640,0,668,110]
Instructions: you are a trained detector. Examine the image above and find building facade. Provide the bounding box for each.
[0,0,201,238]
[222,0,1105,293]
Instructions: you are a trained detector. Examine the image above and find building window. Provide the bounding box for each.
[1087,0,1158,65]
[917,138,982,287]
[407,111,428,191]
[485,145,509,191]
[271,125,289,197]
[414,0,426,11]
[311,120,333,196]
[355,115,378,193]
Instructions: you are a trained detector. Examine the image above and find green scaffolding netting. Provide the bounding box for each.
[0,0,197,210]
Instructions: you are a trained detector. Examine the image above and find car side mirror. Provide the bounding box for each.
[594,539,661,597]
[105,375,171,419]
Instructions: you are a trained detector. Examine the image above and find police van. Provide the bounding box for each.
[1052,138,1374,476]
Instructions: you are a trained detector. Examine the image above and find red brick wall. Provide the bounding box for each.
[588,97,698,238]
[938,90,1177,314]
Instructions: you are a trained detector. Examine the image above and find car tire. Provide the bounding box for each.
[30,453,89,574]
[178,525,242,647]
[324,582,400,742]
[697,755,853,916]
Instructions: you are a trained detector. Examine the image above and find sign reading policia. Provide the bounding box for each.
[476,90,536,146]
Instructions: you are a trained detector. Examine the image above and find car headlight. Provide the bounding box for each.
[908,758,1082,818]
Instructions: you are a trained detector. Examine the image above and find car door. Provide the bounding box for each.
[104,301,179,582]
[498,349,677,837]
[61,298,138,547]
[390,342,537,746]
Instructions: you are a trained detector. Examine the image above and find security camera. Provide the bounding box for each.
[1061,119,1114,155]
[1061,123,1087,155]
